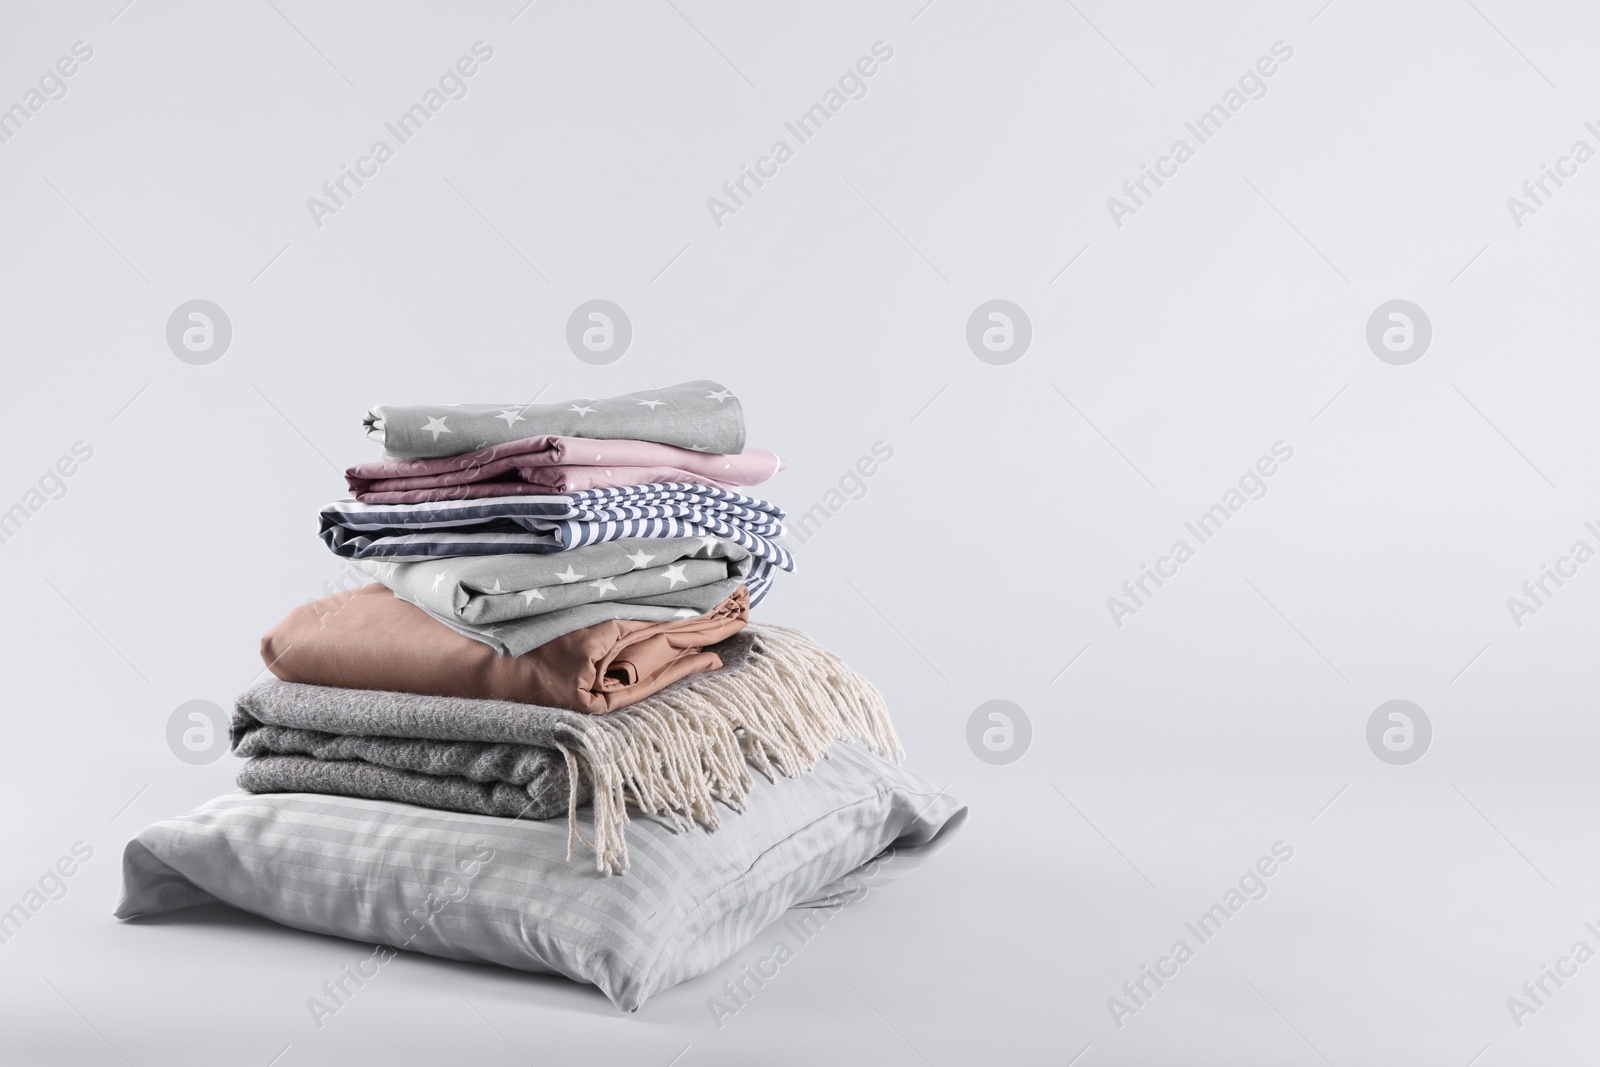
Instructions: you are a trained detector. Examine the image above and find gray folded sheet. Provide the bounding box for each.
[350,535,753,657]
[364,379,746,459]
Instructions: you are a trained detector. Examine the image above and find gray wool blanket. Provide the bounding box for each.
[234,699,584,821]
[232,626,903,874]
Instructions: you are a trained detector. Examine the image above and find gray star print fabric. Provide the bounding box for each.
[350,535,753,656]
[364,380,746,460]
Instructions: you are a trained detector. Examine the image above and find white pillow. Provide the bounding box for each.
[116,743,965,1012]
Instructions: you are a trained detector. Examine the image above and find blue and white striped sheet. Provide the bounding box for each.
[320,482,793,574]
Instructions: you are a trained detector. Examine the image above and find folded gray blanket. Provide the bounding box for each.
[233,626,902,874]
[237,754,565,820]
[235,717,580,821]
[364,379,746,460]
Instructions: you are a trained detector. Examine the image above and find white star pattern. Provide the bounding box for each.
[431,570,452,591]
[698,535,721,553]
[674,609,697,618]
[422,416,452,440]
[520,587,545,605]
[661,563,688,587]
[568,404,597,417]
[636,398,665,410]
[554,564,585,583]
[486,579,506,594]
[705,389,733,402]
[589,576,618,595]
[624,549,655,569]
[495,409,526,427]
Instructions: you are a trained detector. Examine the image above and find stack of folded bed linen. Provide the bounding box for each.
[117,380,965,1012]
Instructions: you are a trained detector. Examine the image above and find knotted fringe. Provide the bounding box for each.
[549,625,901,875]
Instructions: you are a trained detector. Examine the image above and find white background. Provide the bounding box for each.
[3,1,1600,1063]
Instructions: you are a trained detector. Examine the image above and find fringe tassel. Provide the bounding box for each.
[549,625,902,875]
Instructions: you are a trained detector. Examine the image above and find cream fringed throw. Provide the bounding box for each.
[554,624,902,873]
[234,626,901,875]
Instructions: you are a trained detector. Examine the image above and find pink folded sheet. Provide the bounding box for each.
[346,435,784,503]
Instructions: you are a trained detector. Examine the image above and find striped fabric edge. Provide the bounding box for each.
[322,483,784,524]
[326,522,795,571]
[322,499,785,532]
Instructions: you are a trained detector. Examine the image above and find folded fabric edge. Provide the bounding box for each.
[553,624,903,876]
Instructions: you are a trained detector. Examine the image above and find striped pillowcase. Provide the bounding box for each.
[115,743,965,1012]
